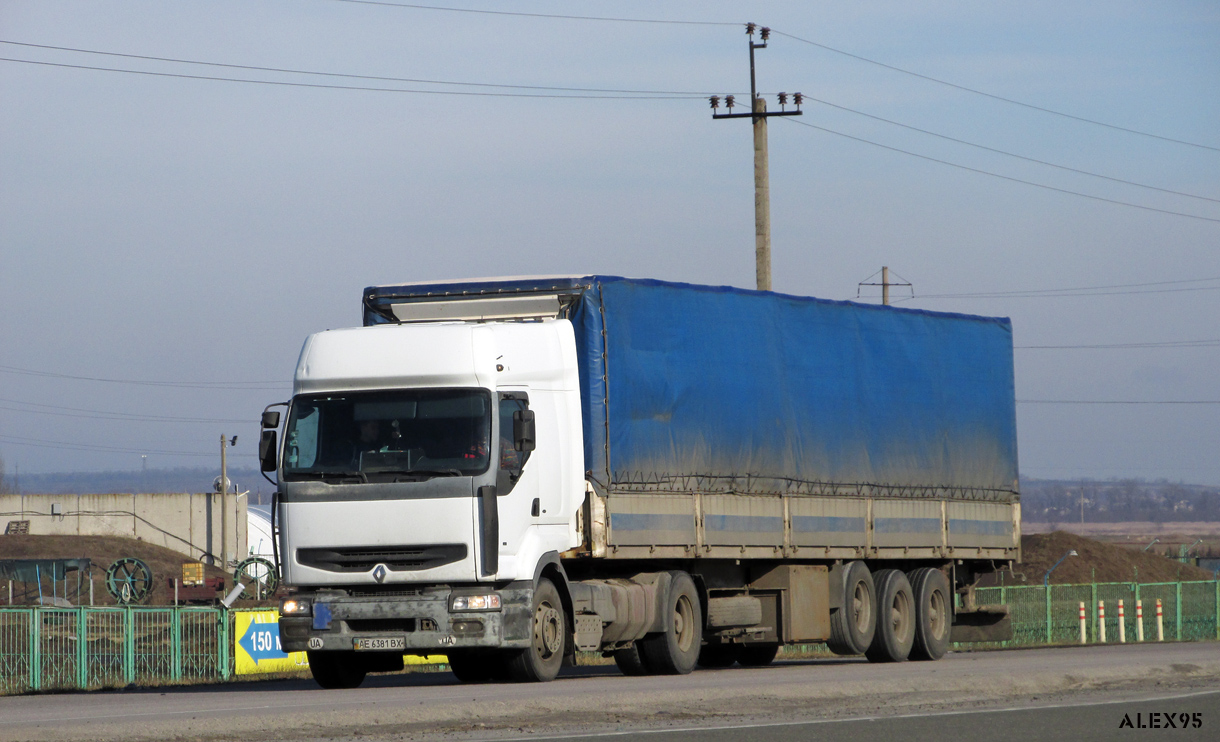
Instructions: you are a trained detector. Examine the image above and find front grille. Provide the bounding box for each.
[297,544,467,573]
[346,586,425,598]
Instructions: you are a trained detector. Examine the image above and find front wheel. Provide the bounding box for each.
[505,578,567,682]
[639,572,702,675]
[307,651,367,689]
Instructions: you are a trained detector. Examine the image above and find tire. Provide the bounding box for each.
[697,643,741,668]
[639,572,702,675]
[505,578,567,682]
[737,644,779,667]
[306,651,367,689]
[865,570,915,663]
[613,644,652,676]
[826,561,876,656]
[908,567,952,661]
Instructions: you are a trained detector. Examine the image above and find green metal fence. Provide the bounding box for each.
[975,580,1220,647]
[0,607,229,695]
[1,580,1218,695]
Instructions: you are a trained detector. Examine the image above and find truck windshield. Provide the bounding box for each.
[282,389,491,482]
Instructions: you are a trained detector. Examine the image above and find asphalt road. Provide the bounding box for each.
[1,643,1218,742]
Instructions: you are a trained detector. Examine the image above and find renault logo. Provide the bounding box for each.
[372,564,387,583]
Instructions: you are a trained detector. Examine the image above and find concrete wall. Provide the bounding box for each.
[0,492,248,567]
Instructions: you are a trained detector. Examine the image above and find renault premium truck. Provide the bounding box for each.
[261,276,1018,688]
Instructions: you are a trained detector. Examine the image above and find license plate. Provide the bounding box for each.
[354,637,405,651]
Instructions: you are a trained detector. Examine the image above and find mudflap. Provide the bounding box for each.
[951,605,1013,643]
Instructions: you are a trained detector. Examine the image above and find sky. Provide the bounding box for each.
[1,1,1217,484]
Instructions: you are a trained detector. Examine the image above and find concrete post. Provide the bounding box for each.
[753,96,770,292]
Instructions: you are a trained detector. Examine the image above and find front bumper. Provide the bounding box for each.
[280,581,534,654]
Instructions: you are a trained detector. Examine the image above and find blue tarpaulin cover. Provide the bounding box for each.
[365,276,1018,501]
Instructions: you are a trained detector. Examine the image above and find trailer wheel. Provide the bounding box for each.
[505,577,566,682]
[306,651,367,689]
[696,643,741,668]
[908,567,951,661]
[736,644,779,667]
[613,644,652,676]
[639,572,702,675]
[865,570,915,662]
[826,561,876,655]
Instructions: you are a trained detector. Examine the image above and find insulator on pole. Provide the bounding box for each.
[725,95,735,109]
[760,27,771,41]
[793,92,803,107]
[777,92,787,105]
[745,23,756,36]
[709,96,720,110]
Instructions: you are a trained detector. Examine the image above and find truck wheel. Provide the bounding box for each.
[306,651,367,689]
[737,644,779,667]
[639,572,702,675]
[505,577,566,682]
[613,644,652,676]
[865,570,915,663]
[826,561,875,655]
[697,643,741,668]
[908,567,952,661]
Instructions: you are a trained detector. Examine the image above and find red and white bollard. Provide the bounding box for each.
[1156,598,1164,641]
[1118,600,1126,643]
[1136,599,1145,642]
[1079,601,1087,644]
[1098,600,1107,643]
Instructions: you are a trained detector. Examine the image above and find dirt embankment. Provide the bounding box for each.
[0,534,249,606]
[998,531,1215,585]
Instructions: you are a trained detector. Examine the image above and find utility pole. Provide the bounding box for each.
[218,434,237,570]
[857,267,912,305]
[711,24,802,292]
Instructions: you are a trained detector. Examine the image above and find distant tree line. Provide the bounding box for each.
[1021,479,1220,523]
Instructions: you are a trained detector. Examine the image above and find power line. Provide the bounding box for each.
[0,39,713,96]
[803,94,1220,205]
[0,364,286,390]
[784,118,1220,224]
[1018,400,1220,405]
[1016,339,1220,349]
[0,434,255,458]
[0,398,250,424]
[772,29,1220,154]
[918,276,1220,297]
[0,57,704,99]
[324,0,738,26]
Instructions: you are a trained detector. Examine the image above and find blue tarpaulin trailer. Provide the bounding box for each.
[363,276,1019,564]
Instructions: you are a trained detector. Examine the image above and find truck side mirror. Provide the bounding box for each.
[259,430,278,472]
[261,410,281,429]
[513,409,535,452]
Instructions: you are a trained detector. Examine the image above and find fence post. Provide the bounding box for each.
[29,608,41,692]
[171,607,182,682]
[1079,601,1086,644]
[76,608,88,689]
[1090,582,1098,642]
[1175,582,1182,640]
[1215,580,1219,641]
[218,608,231,681]
[1000,585,1007,647]
[123,607,135,685]
[1044,585,1052,644]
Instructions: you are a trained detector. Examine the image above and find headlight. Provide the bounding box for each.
[280,597,312,616]
[451,593,501,611]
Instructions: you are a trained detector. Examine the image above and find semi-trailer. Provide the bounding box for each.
[262,276,1018,688]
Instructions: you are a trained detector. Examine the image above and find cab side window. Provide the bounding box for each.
[498,396,531,472]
